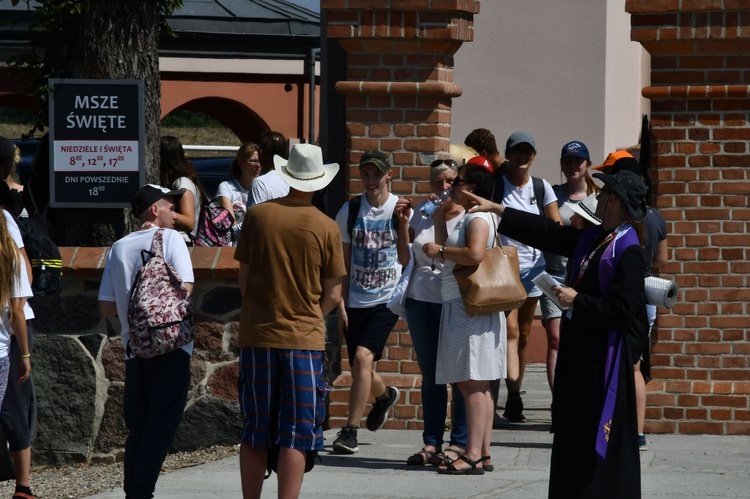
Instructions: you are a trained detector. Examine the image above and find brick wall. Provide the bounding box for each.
[322,0,479,429]
[627,1,750,435]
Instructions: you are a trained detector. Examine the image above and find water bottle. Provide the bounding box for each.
[420,189,452,218]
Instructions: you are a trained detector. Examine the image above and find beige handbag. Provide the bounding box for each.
[453,216,527,315]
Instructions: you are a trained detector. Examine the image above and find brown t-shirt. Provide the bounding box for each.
[234,197,346,350]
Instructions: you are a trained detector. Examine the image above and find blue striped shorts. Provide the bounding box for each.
[238,347,327,451]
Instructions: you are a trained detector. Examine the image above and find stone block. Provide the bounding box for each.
[94,384,127,453]
[172,395,242,452]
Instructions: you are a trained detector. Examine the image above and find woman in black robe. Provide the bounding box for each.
[466,170,650,498]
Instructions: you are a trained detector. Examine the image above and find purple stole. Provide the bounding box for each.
[567,225,640,460]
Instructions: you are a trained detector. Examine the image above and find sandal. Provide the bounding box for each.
[482,455,494,472]
[406,447,440,466]
[430,446,464,467]
[437,454,485,475]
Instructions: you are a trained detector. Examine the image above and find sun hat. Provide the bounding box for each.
[131,184,184,218]
[274,143,339,192]
[592,170,648,222]
[505,131,536,152]
[566,192,601,226]
[560,141,590,161]
[358,150,391,173]
[593,150,633,172]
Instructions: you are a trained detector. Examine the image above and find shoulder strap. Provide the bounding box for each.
[389,202,400,236]
[532,177,545,216]
[347,195,362,238]
[492,175,505,204]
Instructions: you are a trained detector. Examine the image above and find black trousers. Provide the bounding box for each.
[123,348,190,499]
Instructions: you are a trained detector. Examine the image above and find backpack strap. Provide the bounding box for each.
[532,177,545,216]
[346,195,399,240]
[347,195,362,239]
[140,229,164,265]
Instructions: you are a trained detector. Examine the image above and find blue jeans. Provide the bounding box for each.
[406,298,467,449]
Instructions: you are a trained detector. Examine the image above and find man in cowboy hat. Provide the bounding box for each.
[465,169,648,498]
[234,143,346,499]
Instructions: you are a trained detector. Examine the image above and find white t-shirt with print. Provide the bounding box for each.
[5,210,34,320]
[0,250,32,358]
[499,176,557,270]
[250,170,290,206]
[407,201,463,304]
[98,228,195,359]
[441,212,498,302]
[173,177,201,240]
[335,193,401,308]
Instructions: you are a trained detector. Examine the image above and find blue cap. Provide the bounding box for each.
[505,131,536,152]
[560,141,590,161]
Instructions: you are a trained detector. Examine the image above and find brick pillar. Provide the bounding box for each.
[627,1,750,435]
[322,1,479,429]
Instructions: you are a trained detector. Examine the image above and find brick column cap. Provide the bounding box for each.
[335,80,462,97]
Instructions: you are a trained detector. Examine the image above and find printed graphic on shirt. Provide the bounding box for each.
[350,217,400,302]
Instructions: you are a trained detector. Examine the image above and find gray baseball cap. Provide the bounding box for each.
[505,131,536,152]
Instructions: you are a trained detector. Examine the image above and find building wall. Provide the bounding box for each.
[452,0,649,179]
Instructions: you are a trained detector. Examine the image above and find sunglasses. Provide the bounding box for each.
[452,177,470,187]
[431,159,458,168]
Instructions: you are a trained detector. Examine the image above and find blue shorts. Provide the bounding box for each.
[238,347,327,451]
[520,265,544,298]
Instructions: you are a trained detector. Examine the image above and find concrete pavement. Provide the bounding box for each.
[87,365,750,498]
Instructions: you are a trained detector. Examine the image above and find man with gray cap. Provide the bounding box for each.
[98,184,194,499]
[466,169,648,498]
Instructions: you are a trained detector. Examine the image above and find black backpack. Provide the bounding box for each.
[17,214,62,297]
[346,195,399,239]
[493,175,547,216]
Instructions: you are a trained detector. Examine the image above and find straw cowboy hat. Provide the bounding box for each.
[274,144,339,192]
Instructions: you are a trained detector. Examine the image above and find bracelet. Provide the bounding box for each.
[20,353,30,358]
[439,246,445,259]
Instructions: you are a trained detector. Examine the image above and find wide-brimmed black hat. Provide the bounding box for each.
[592,170,648,222]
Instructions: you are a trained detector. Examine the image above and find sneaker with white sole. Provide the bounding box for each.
[332,425,359,454]
[366,386,399,432]
[638,434,647,451]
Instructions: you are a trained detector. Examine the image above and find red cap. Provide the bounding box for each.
[466,155,494,173]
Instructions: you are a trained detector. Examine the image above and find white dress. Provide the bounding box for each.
[435,212,507,384]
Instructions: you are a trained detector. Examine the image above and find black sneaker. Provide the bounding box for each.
[366,386,399,432]
[332,425,359,454]
[503,391,527,423]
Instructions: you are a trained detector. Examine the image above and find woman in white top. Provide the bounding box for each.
[160,136,209,244]
[394,159,467,467]
[0,210,31,409]
[216,142,261,243]
[423,164,506,475]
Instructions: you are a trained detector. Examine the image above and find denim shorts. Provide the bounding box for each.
[520,265,544,298]
[238,347,327,451]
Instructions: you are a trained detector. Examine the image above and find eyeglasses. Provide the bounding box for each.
[452,177,469,187]
[431,159,458,168]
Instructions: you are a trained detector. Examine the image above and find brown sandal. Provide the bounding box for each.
[406,447,441,466]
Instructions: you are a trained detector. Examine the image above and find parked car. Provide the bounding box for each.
[190,156,233,199]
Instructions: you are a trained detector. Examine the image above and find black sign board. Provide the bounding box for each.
[49,79,145,207]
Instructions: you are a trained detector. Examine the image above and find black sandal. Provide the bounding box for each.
[482,455,494,472]
[437,454,485,475]
[406,447,440,466]
[431,446,463,467]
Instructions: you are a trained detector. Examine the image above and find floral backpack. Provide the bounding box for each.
[127,229,194,358]
[194,198,233,247]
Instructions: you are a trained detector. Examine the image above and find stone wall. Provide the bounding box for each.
[30,247,243,465]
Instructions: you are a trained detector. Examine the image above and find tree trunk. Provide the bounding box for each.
[45,0,162,246]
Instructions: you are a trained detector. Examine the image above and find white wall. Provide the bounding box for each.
[451,0,648,184]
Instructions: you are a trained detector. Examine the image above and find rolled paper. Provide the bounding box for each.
[644,276,679,308]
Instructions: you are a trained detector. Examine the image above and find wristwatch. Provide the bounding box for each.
[439,246,445,259]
